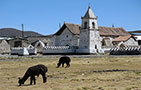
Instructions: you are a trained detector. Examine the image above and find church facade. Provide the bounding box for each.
[43,6,106,54]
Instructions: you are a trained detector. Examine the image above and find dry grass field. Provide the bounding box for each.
[0,56,141,90]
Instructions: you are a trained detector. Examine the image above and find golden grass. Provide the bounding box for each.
[0,56,141,90]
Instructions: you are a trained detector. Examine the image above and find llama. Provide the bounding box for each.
[18,64,48,86]
[56,56,71,68]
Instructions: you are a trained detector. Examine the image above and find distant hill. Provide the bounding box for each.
[0,28,42,37]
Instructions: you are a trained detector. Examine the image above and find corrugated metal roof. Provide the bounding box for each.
[54,23,80,35]
[99,26,129,36]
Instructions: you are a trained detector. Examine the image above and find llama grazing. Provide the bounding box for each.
[56,56,71,68]
[18,64,48,86]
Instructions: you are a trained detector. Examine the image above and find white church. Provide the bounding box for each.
[11,6,138,55]
[43,6,105,55]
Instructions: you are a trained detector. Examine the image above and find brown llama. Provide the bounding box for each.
[18,64,48,86]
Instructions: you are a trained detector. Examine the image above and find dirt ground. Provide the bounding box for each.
[0,56,141,90]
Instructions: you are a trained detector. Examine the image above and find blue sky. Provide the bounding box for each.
[0,0,140,35]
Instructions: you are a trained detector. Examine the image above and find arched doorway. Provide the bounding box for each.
[34,40,45,53]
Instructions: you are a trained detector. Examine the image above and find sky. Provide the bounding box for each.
[0,0,141,35]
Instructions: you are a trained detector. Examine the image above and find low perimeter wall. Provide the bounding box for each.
[11,47,37,55]
[43,46,76,54]
[110,46,141,55]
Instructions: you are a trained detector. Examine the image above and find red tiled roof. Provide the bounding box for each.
[113,35,131,42]
[54,23,130,36]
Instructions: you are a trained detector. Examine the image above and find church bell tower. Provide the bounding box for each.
[77,6,104,54]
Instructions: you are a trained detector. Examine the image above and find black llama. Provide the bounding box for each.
[18,64,48,86]
[56,56,71,68]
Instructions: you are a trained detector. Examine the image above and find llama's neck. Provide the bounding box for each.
[21,73,30,83]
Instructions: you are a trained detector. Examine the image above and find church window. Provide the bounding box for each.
[84,22,87,29]
[66,35,68,38]
[66,44,69,46]
[95,45,97,49]
[92,22,95,28]
[85,46,87,48]
[102,39,106,46]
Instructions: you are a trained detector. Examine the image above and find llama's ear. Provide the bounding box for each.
[18,77,21,80]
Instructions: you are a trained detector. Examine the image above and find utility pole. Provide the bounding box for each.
[22,24,24,39]
[21,24,24,47]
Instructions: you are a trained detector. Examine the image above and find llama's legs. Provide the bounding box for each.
[30,76,36,85]
[62,63,64,67]
[33,76,36,85]
[30,76,33,85]
[41,73,47,83]
[66,62,70,68]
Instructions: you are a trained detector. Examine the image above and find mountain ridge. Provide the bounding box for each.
[0,28,43,37]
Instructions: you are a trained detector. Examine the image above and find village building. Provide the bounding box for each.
[112,35,138,47]
[9,36,50,55]
[129,30,141,45]
[0,40,10,54]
